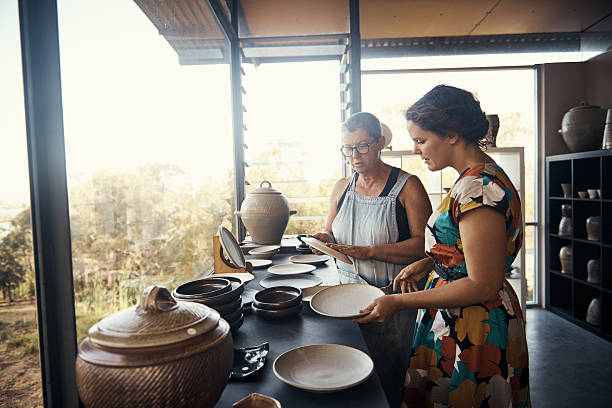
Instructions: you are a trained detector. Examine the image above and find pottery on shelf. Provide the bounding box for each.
[587,259,600,284]
[76,285,233,408]
[558,204,572,236]
[586,298,602,326]
[587,189,599,199]
[485,114,500,147]
[586,216,601,241]
[560,183,571,198]
[559,246,572,275]
[602,108,612,150]
[235,180,297,244]
[559,102,607,152]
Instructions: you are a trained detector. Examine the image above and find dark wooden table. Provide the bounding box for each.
[213,249,389,408]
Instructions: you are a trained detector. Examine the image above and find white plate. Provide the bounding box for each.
[208,272,255,283]
[301,286,331,302]
[249,245,281,254]
[273,344,373,392]
[260,274,323,289]
[310,284,385,319]
[301,237,352,264]
[248,259,273,268]
[289,254,330,266]
[267,263,316,276]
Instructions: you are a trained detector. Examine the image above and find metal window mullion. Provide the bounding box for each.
[18,0,79,407]
[348,0,361,114]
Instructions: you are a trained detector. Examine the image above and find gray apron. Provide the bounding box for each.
[332,171,422,408]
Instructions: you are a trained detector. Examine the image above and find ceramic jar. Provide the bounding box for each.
[558,204,572,236]
[586,216,601,241]
[602,108,612,150]
[586,298,602,326]
[76,285,233,408]
[485,114,500,147]
[559,102,607,152]
[587,259,600,284]
[559,246,572,274]
[235,180,297,244]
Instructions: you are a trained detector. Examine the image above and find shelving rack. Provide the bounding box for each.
[546,149,612,341]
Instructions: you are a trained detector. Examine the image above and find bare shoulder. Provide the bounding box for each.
[398,172,426,196]
[330,177,351,201]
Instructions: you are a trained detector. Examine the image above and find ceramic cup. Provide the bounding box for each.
[578,191,588,198]
[587,189,599,199]
[560,183,571,198]
[587,259,600,284]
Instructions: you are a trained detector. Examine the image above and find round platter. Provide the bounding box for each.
[289,254,330,266]
[273,344,373,392]
[260,274,323,289]
[267,263,316,276]
[248,259,273,268]
[208,272,255,283]
[310,284,384,319]
[218,226,245,268]
[300,237,352,264]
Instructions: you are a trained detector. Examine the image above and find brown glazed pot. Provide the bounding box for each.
[76,285,233,408]
[559,102,607,152]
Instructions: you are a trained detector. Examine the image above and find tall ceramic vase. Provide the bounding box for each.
[558,204,572,236]
[559,246,572,274]
[602,108,612,150]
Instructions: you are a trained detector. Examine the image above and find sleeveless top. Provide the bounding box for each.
[331,167,413,288]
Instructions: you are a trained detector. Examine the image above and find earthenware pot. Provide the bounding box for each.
[586,298,601,326]
[485,114,500,147]
[559,246,572,275]
[235,181,297,244]
[76,285,233,408]
[558,204,572,236]
[602,109,612,150]
[559,102,606,152]
[586,216,601,241]
[587,259,600,284]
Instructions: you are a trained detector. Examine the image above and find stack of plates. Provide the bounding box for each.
[172,276,245,332]
[251,286,303,320]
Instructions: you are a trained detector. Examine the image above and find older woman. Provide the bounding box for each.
[310,112,432,408]
[356,86,530,407]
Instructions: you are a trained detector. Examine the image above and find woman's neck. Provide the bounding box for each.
[356,161,390,192]
[449,143,494,174]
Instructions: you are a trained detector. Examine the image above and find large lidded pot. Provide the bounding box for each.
[76,285,233,408]
[559,102,607,152]
[235,180,297,244]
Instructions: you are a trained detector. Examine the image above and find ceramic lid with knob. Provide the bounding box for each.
[88,285,220,349]
[250,180,282,195]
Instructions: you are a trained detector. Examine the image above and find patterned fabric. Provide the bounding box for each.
[403,163,530,408]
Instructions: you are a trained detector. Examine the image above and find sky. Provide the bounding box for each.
[0,0,601,205]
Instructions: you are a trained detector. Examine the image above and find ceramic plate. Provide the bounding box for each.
[260,274,323,289]
[273,344,373,392]
[267,263,316,276]
[301,286,331,302]
[310,284,385,319]
[249,245,281,254]
[219,226,246,269]
[208,272,255,283]
[248,259,273,268]
[289,254,330,266]
[301,237,352,264]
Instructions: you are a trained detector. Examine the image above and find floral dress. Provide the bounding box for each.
[402,163,530,408]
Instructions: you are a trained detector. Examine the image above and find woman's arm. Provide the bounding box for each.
[355,206,507,322]
[329,176,432,264]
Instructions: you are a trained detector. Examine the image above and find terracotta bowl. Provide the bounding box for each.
[253,287,302,311]
[251,302,302,320]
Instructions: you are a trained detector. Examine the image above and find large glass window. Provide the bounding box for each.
[57,0,235,341]
[242,60,342,236]
[362,60,538,302]
[0,1,43,406]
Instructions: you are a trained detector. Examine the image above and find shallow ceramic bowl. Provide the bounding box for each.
[251,302,302,320]
[578,191,588,198]
[588,189,599,199]
[231,392,281,408]
[248,245,281,259]
[173,277,244,307]
[211,296,242,315]
[222,306,243,323]
[253,286,302,310]
[173,277,231,299]
[228,313,244,332]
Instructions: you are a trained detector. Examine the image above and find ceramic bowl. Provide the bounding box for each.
[251,302,302,320]
[578,191,588,198]
[173,277,244,307]
[228,313,244,332]
[253,286,302,310]
[173,277,232,299]
[222,306,243,323]
[231,393,281,408]
[211,296,242,315]
[248,245,281,259]
[588,189,599,199]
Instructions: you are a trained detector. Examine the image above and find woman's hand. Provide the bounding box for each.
[393,257,434,293]
[327,242,373,260]
[308,232,334,255]
[353,295,400,324]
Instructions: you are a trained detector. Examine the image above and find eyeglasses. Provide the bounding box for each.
[340,142,372,157]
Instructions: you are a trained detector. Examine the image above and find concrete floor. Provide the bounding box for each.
[526,308,612,407]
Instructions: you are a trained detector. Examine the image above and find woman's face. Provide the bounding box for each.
[341,128,384,173]
[407,121,452,172]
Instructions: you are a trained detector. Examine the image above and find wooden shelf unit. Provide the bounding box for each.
[546,150,612,341]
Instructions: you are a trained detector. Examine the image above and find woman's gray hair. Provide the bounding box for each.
[342,112,382,141]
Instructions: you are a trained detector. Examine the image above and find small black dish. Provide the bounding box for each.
[251,302,302,320]
[229,343,270,380]
[295,245,313,254]
[253,286,302,310]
